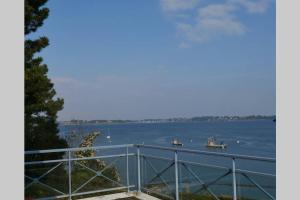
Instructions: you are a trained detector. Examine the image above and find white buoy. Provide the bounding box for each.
[106,135,111,139]
[237,140,240,144]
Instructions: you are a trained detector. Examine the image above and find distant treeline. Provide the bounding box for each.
[60,115,275,125]
[61,119,133,125]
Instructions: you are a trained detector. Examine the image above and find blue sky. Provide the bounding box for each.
[32,0,275,120]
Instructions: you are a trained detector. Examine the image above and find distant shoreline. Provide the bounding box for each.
[59,115,275,125]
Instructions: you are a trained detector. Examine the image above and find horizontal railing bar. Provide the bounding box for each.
[35,194,69,200]
[25,144,135,154]
[25,158,68,165]
[179,159,230,170]
[144,179,273,189]
[236,169,276,177]
[141,154,172,161]
[141,154,230,170]
[34,186,135,200]
[136,144,275,162]
[71,185,135,196]
[25,153,135,165]
[71,153,135,161]
[25,144,275,162]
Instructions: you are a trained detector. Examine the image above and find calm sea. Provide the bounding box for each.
[59,120,276,158]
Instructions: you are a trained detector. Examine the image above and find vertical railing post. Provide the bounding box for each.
[126,146,130,193]
[232,157,237,200]
[174,150,179,200]
[137,146,141,193]
[68,150,72,200]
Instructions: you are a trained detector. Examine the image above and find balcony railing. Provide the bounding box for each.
[25,144,276,200]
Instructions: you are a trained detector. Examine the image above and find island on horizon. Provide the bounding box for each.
[59,115,276,125]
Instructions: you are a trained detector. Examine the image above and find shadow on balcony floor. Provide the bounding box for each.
[79,192,161,200]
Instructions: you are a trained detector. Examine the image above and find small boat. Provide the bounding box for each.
[93,131,101,135]
[106,128,111,141]
[205,137,227,149]
[171,138,183,146]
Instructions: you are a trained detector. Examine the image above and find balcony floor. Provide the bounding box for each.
[78,192,161,200]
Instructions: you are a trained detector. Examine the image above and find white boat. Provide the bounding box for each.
[205,137,227,149]
[106,128,111,141]
[171,139,183,146]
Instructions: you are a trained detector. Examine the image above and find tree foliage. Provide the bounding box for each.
[25,0,67,151]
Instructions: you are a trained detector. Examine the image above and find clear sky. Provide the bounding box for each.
[31,0,275,120]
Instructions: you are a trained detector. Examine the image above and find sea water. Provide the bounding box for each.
[59,120,275,157]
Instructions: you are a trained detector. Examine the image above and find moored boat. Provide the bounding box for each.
[171,138,183,146]
[205,137,227,149]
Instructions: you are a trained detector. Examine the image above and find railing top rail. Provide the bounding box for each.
[25,144,134,155]
[135,144,276,162]
[25,143,275,162]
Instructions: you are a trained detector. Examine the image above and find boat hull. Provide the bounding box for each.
[205,144,227,149]
[172,143,183,146]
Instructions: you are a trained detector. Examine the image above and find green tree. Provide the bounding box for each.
[25,0,67,152]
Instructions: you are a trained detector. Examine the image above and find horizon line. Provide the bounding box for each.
[59,114,276,122]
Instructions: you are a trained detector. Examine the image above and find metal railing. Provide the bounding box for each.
[25,144,276,200]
